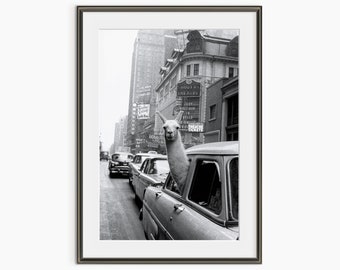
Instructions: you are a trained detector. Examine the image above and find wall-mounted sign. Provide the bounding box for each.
[177,80,201,97]
[137,104,150,119]
[188,122,204,133]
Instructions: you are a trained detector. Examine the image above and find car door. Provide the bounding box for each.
[131,156,142,188]
[137,159,154,201]
[135,159,148,200]
[138,159,155,201]
[142,175,183,240]
[161,156,236,240]
[175,156,223,239]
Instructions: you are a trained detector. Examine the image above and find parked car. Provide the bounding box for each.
[108,152,134,178]
[142,141,239,240]
[100,151,110,161]
[128,153,160,186]
[133,156,169,206]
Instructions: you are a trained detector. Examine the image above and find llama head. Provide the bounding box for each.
[156,111,184,141]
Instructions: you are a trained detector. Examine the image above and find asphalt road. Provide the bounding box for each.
[100,161,146,240]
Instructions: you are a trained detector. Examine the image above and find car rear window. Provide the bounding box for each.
[148,159,169,175]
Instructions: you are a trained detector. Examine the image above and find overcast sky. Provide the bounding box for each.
[99,30,138,151]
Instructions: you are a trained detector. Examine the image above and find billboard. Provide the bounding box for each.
[137,104,150,119]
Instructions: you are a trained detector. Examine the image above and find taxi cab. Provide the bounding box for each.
[142,142,239,240]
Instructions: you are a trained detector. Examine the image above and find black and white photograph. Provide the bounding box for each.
[78,6,261,263]
[99,29,240,241]
[3,0,340,269]
[0,0,340,270]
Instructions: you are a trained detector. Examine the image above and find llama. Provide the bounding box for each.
[156,111,189,194]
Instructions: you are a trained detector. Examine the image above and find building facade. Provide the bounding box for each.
[204,76,239,143]
[152,30,239,148]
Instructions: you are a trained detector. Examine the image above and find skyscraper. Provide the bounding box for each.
[126,30,178,153]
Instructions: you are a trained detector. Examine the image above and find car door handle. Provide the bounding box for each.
[174,203,185,212]
[155,191,162,198]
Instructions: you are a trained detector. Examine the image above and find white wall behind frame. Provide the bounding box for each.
[0,0,340,270]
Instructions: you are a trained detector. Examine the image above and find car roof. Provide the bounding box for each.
[186,141,239,156]
[113,152,133,155]
[135,153,163,157]
[144,155,168,160]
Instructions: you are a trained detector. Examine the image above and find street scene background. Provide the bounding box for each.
[99,29,239,240]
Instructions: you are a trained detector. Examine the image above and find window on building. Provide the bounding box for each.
[186,65,191,76]
[209,104,217,120]
[228,67,234,78]
[193,64,199,76]
[226,94,239,141]
[188,160,222,215]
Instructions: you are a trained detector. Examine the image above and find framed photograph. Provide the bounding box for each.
[77,6,262,263]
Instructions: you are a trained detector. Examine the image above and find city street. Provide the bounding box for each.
[100,161,145,240]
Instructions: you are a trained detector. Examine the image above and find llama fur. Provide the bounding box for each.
[156,111,189,194]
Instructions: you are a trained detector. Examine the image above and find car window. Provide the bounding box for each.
[165,174,180,194]
[188,160,222,215]
[228,158,238,220]
[133,155,141,163]
[112,153,133,161]
[112,154,120,160]
[140,159,148,172]
[148,159,169,175]
[144,160,152,173]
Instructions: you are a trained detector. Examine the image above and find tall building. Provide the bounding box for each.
[113,116,128,152]
[152,30,239,148]
[126,30,179,154]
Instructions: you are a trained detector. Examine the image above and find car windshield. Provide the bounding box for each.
[113,154,133,161]
[228,158,238,220]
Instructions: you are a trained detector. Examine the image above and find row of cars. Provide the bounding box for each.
[108,141,240,240]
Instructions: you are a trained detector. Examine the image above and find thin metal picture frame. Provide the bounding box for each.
[77,5,262,264]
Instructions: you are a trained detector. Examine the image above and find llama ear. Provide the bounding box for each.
[175,111,184,123]
[156,111,167,123]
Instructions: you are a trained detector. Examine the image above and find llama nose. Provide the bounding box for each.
[167,131,173,135]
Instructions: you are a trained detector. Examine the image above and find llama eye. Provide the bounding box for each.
[176,127,179,129]
[163,126,166,130]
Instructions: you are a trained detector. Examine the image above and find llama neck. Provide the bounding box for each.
[165,132,189,195]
